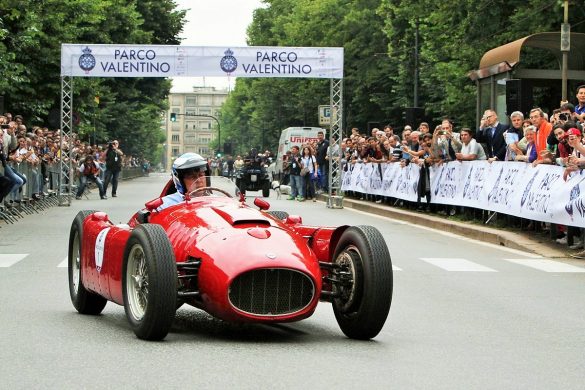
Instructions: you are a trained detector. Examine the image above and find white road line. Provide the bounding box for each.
[0,254,28,267]
[503,258,585,273]
[57,257,68,268]
[420,257,498,272]
[392,265,402,271]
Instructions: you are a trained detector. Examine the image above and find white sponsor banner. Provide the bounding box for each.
[429,163,463,205]
[61,44,344,78]
[341,162,420,202]
[341,160,585,227]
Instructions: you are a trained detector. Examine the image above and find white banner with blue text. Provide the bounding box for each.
[61,44,344,78]
[341,161,585,227]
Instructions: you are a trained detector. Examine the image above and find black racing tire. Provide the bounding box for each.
[68,210,108,315]
[122,224,177,341]
[266,210,289,220]
[331,226,393,340]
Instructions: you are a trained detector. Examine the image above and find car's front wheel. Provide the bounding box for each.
[331,226,393,340]
[122,224,177,341]
[68,210,107,315]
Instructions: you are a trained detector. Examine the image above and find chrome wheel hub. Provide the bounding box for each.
[126,244,149,320]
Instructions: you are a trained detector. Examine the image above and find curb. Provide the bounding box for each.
[321,195,568,259]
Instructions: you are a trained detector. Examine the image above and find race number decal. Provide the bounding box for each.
[95,228,111,273]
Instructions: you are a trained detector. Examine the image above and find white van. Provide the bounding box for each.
[270,126,326,178]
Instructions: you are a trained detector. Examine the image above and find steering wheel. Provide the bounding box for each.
[188,187,232,198]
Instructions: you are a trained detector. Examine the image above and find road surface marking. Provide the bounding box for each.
[503,258,585,273]
[420,257,497,272]
[57,257,68,268]
[0,254,28,267]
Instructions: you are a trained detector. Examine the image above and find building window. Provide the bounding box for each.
[185,97,197,106]
[199,108,211,116]
[184,131,197,145]
[171,135,179,142]
[198,95,212,105]
[172,147,180,157]
[200,121,211,129]
[171,96,182,105]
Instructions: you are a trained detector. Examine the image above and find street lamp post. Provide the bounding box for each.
[561,0,570,101]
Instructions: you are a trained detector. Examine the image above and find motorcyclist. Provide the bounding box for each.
[158,152,210,211]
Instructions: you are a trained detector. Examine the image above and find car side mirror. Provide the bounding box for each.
[145,198,163,211]
[254,198,270,211]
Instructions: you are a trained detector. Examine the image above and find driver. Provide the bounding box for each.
[157,152,210,211]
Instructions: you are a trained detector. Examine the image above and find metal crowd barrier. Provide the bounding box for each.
[0,160,145,226]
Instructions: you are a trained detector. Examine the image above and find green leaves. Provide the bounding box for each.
[0,0,186,163]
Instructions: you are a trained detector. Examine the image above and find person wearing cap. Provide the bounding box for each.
[157,152,210,211]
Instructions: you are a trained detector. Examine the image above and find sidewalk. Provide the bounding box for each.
[321,195,570,259]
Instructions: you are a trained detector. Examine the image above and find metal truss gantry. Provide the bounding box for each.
[59,76,74,206]
[327,78,343,209]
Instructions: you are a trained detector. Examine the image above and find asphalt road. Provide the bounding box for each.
[1,173,584,389]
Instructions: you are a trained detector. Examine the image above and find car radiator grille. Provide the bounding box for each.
[229,269,314,316]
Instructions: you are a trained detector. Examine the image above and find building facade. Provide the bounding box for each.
[163,86,228,170]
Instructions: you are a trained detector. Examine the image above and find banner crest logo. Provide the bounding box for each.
[220,48,238,74]
[78,46,96,74]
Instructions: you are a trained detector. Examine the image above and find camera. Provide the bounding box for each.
[439,130,447,135]
[0,124,9,129]
[559,113,569,121]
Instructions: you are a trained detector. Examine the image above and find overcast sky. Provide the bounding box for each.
[171,0,265,92]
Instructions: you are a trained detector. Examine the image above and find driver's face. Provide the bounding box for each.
[183,168,206,193]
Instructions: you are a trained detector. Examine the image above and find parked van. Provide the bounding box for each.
[270,126,326,179]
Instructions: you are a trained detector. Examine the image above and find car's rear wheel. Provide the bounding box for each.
[331,226,393,340]
[68,210,107,315]
[122,224,177,341]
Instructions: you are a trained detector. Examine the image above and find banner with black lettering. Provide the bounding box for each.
[340,161,585,227]
[61,44,344,78]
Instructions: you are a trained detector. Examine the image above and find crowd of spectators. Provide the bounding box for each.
[0,112,149,216]
[332,86,585,256]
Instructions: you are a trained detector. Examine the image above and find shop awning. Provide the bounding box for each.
[469,32,585,80]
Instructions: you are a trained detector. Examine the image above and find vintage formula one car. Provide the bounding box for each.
[68,176,393,341]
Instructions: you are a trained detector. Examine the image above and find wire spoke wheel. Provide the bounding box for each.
[71,231,81,296]
[331,226,393,340]
[68,210,107,315]
[122,224,177,341]
[333,245,362,313]
[126,244,149,321]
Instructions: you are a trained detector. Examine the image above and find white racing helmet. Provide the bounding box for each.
[171,153,209,194]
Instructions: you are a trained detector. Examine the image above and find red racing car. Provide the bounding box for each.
[68,176,393,341]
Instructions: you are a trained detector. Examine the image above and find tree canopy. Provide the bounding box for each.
[0,0,186,161]
[221,0,585,152]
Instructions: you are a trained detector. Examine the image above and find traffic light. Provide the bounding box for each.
[216,150,222,158]
[170,112,177,122]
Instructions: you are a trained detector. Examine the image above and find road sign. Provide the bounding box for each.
[319,105,331,126]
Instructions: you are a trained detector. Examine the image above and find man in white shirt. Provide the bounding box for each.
[455,128,487,161]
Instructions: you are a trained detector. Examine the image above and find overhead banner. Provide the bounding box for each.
[341,161,585,228]
[61,44,344,78]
